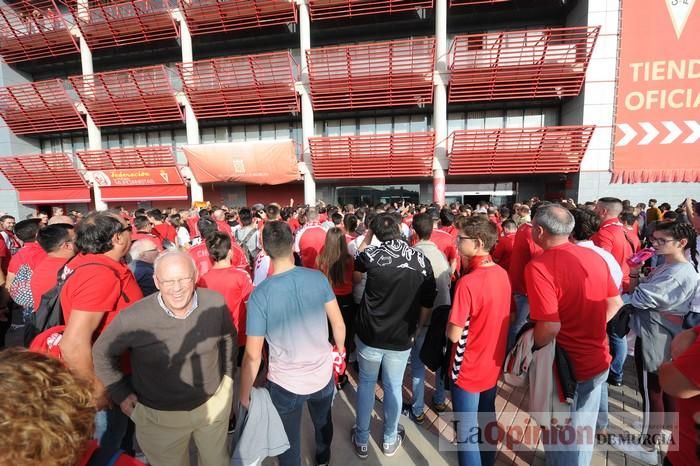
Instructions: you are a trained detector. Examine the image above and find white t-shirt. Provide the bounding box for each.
[349,233,381,304]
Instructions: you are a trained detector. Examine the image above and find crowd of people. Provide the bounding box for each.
[0,196,699,466]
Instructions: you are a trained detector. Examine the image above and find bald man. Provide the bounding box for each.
[93,251,236,466]
[128,239,159,296]
[47,215,74,226]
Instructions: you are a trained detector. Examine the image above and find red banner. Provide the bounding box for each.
[613,0,700,183]
[91,167,184,187]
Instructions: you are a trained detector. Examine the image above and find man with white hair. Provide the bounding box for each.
[128,239,159,296]
[525,205,623,466]
[48,214,74,226]
[93,251,236,466]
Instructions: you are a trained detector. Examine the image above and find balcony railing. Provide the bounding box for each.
[448,125,595,175]
[69,65,183,127]
[177,51,299,119]
[177,0,296,36]
[306,37,435,111]
[0,0,79,63]
[76,146,178,170]
[308,0,433,21]
[310,131,435,179]
[449,26,600,102]
[0,79,85,134]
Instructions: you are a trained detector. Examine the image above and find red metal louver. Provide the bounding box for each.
[177,51,299,119]
[69,65,183,127]
[449,0,509,6]
[76,146,178,170]
[0,153,91,203]
[448,126,595,175]
[0,0,79,63]
[0,79,86,135]
[306,37,435,111]
[178,0,296,37]
[309,132,435,179]
[68,0,179,51]
[449,26,599,103]
[308,0,433,21]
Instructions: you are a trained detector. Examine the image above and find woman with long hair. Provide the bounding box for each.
[169,213,191,249]
[317,227,358,374]
[616,220,699,464]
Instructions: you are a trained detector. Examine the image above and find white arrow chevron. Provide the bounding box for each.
[661,121,683,144]
[639,122,660,145]
[684,120,700,144]
[617,123,637,146]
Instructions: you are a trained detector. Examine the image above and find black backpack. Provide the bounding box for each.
[24,262,129,347]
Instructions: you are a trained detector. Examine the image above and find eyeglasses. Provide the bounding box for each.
[159,277,194,288]
[120,224,132,233]
[457,236,476,242]
[143,248,158,254]
[650,236,676,245]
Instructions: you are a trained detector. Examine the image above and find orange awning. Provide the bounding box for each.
[183,140,301,185]
[100,184,188,202]
[19,188,91,204]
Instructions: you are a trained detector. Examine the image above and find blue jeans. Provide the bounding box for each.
[507,294,530,353]
[597,383,609,430]
[451,384,497,466]
[267,377,335,466]
[410,327,446,417]
[94,406,130,451]
[543,369,608,466]
[355,336,411,446]
[608,294,631,382]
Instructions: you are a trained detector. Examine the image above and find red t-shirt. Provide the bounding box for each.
[78,440,146,466]
[288,218,301,235]
[188,242,213,277]
[31,256,68,311]
[60,254,143,335]
[130,232,163,251]
[8,242,47,274]
[152,223,177,243]
[525,242,618,381]
[430,229,458,264]
[198,266,253,346]
[449,264,511,392]
[508,223,543,295]
[488,215,503,237]
[492,233,516,272]
[438,225,458,238]
[591,219,633,292]
[0,238,10,275]
[320,255,354,296]
[624,225,641,253]
[187,216,200,239]
[667,328,700,466]
[296,226,327,269]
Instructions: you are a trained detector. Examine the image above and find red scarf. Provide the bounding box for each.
[466,254,493,273]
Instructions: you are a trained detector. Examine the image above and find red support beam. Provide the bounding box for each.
[448,126,595,175]
[0,79,86,135]
[0,153,88,190]
[0,0,79,63]
[308,0,433,21]
[178,0,297,37]
[69,65,183,127]
[68,0,179,51]
[310,132,435,179]
[306,37,435,111]
[76,146,178,170]
[449,26,600,103]
[177,51,299,119]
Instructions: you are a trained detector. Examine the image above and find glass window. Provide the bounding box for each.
[448,113,465,133]
[466,111,486,130]
[72,136,86,152]
[410,114,429,132]
[524,108,544,127]
[245,125,260,141]
[107,134,121,149]
[326,120,341,137]
[340,119,356,136]
[121,133,135,148]
[394,115,410,134]
[174,129,187,148]
[484,110,504,129]
[231,125,245,142]
[375,117,392,134]
[201,127,216,144]
[505,109,524,128]
[544,107,559,126]
[261,123,276,140]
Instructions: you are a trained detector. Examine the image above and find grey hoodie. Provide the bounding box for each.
[631,261,699,372]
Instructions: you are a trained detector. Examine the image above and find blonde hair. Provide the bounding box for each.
[0,349,96,466]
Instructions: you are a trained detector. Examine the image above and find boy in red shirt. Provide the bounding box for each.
[448,216,511,466]
[525,205,622,466]
[146,209,177,244]
[492,219,517,271]
[198,231,253,359]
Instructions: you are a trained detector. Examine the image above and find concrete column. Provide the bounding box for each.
[179,16,203,203]
[297,0,316,205]
[432,0,448,206]
[77,0,107,210]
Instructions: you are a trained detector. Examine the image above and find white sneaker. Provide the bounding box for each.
[613,441,658,465]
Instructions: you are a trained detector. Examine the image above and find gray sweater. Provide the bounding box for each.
[93,289,236,411]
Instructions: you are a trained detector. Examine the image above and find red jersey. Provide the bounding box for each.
[507,223,543,295]
[60,254,143,335]
[0,235,10,275]
[430,229,458,264]
[186,216,200,239]
[492,233,516,272]
[525,242,618,381]
[591,218,633,292]
[78,440,146,466]
[667,328,700,466]
[295,225,327,269]
[488,215,503,237]
[8,242,47,274]
[188,243,213,277]
[438,225,458,238]
[130,232,163,251]
[198,266,253,346]
[449,264,511,392]
[320,255,354,296]
[31,256,68,311]
[288,218,301,235]
[624,225,641,253]
[152,223,177,243]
